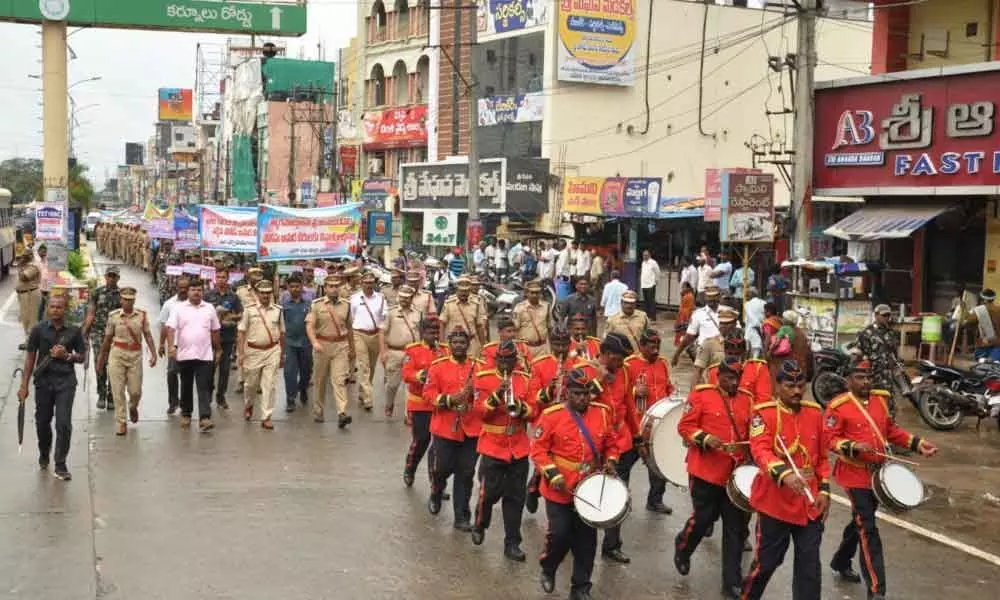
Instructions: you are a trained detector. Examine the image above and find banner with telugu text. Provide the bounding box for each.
[143,200,175,239]
[173,209,200,250]
[256,203,363,262]
[199,205,257,253]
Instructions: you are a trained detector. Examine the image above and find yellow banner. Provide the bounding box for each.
[143,200,174,221]
[561,176,604,214]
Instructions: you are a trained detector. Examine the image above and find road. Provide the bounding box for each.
[0,247,998,599]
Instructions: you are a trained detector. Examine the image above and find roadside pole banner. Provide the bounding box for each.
[35,202,66,241]
[256,203,363,262]
[173,210,200,250]
[199,205,257,253]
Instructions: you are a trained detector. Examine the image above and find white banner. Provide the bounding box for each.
[35,201,67,242]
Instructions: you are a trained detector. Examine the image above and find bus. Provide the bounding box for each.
[0,188,15,278]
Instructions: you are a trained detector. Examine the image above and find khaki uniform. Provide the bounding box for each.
[383,285,402,309]
[234,283,259,385]
[412,291,437,317]
[606,309,650,354]
[440,296,487,358]
[106,309,149,426]
[513,300,550,353]
[381,305,422,411]
[694,336,725,376]
[16,262,42,340]
[239,303,285,421]
[307,296,352,418]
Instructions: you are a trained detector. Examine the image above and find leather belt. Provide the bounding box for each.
[17,288,39,294]
[526,340,547,347]
[113,341,142,351]
[388,345,408,350]
[247,341,279,350]
[481,423,525,436]
[355,328,379,335]
[317,334,348,342]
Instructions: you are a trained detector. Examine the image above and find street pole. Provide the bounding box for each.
[288,95,297,205]
[792,0,817,260]
[42,20,69,195]
[466,5,481,256]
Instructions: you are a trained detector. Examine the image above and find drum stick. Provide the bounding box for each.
[875,452,920,466]
[776,435,815,504]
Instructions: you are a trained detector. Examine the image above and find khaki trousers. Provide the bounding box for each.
[312,341,351,418]
[18,289,41,339]
[109,349,143,425]
[353,331,380,407]
[243,346,281,421]
[383,348,406,411]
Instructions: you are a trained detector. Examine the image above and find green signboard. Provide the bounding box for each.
[1,0,307,36]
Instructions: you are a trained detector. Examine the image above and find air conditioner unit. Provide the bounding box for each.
[368,158,384,176]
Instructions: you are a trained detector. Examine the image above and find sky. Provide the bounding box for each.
[0,1,358,190]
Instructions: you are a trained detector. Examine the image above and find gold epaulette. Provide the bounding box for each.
[543,404,565,415]
[746,358,768,365]
[404,341,423,350]
[431,356,451,365]
[311,297,325,304]
[109,308,122,317]
[737,387,755,397]
[753,401,778,411]
[532,353,553,364]
[591,401,611,412]
[801,400,823,410]
[706,362,720,371]
[871,389,891,397]
[587,336,601,343]
[827,393,853,410]
[482,341,498,349]
[694,383,717,391]
[477,369,498,377]
[623,354,640,364]
[514,369,530,378]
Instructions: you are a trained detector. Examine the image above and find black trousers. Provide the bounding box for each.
[178,359,214,419]
[213,340,236,401]
[642,286,657,320]
[431,436,479,523]
[90,337,111,403]
[831,488,887,597]
[167,358,180,408]
[540,500,598,594]
[601,449,667,552]
[674,476,750,589]
[742,514,823,600]
[405,411,436,481]
[474,455,529,546]
[35,379,76,467]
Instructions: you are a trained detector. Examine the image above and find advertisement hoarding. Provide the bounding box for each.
[366,211,393,246]
[478,0,550,35]
[561,176,663,217]
[35,202,66,241]
[478,92,544,126]
[360,178,394,211]
[720,172,775,243]
[557,0,636,87]
[362,106,428,151]
[158,88,194,122]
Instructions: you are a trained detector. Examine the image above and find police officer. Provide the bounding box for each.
[383,268,405,308]
[440,277,488,358]
[825,359,938,600]
[513,280,550,354]
[471,340,535,561]
[407,270,437,317]
[691,305,740,388]
[381,285,422,417]
[96,287,158,436]
[83,265,123,411]
[401,316,450,487]
[234,266,264,394]
[239,280,285,430]
[606,290,650,353]
[16,254,42,350]
[306,275,356,428]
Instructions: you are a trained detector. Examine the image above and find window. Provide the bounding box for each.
[369,64,386,107]
[392,60,408,105]
[395,0,410,37]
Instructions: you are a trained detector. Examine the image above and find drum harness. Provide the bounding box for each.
[567,408,606,510]
[849,394,892,471]
[719,392,750,464]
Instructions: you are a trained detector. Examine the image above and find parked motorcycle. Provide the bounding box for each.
[810,343,857,407]
[910,359,1000,430]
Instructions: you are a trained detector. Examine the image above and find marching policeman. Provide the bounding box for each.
[674,356,753,599]
[825,359,937,600]
[742,360,831,600]
[381,285,422,418]
[481,315,532,372]
[471,340,535,561]
[606,290,649,353]
[531,368,619,600]
[84,265,123,411]
[401,316,450,487]
[96,287,157,436]
[239,280,285,430]
[406,270,437,317]
[512,280,550,353]
[306,275,356,428]
[423,328,482,530]
[439,277,487,358]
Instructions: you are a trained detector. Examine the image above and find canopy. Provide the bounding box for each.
[824,204,953,241]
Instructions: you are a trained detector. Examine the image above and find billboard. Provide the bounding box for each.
[478,0,550,36]
[478,92,544,127]
[158,88,193,122]
[399,159,506,212]
[561,176,662,217]
[362,106,428,151]
[720,172,775,243]
[557,0,636,86]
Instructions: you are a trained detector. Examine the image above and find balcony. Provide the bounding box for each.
[367,0,429,46]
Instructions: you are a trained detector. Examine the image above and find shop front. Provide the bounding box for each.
[813,62,999,315]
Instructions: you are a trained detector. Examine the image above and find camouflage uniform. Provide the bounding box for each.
[90,285,122,408]
[856,322,900,391]
[157,252,181,305]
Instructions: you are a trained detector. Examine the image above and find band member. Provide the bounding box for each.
[513,280,550,352]
[623,328,674,514]
[825,359,938,600]
[532,368,620,600]
[96,287,157,436]
[482,315,532,372]
[471,340,535,561]
[568,313,601,361]
[525,326,575,513]
[742,360,831,600]
[705,330,773,404]
[606,290,649,353]
[401,316,449,487]
[424,328,483,530]
[381,285,422,417]
[674,356,753,598]
[238,280,286,430]
[306,275,356,428]
[440,277,488,358]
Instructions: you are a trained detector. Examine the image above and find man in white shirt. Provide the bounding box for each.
[672,285,723,367]
[711,251,733,291]
[640,250,661,320]
[555,241,572,279]
[576,247,592,280]
[743,288,767,357]
[495,239,509,279]
[473,241,487,273]
[508,241,523,270]
[696,257,714,296]
[158,276,189,415]
[484,241,497,273]
[600,270,628,319]
[680,256,699,294]
[349,271,388,410]
[537,241,553,281]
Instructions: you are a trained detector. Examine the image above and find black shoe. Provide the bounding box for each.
[602,548,630,564]
[831,564,863,584]
[53,467,72,481]
[106,401,114,412]
[167,403,178,416]
[705,522,715,538]
[428,496,442,515]
[403,472,415,487]
[526,491,539,514]
[673,552,690,576]
[539,572,556,594]
[38,457,49,471]
[646,501,673,515]
[18,343,26,350]
[504,544,526,562]
[217,398,229,410]
[96,396,106,410]
[453,520,473,533]
[442,492,451,501]
[363,404,373,412]
[471,527,485,545]
[722,585,742,599]
[338,413,352,429]
[286,402,296,413]
[569,589,593,600]
[299,391,308,406]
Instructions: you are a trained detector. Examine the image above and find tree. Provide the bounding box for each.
[0,157,94,210]
[69,163,94,211]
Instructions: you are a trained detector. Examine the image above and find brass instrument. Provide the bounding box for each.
[635,372,648,412]
[504,371,518,417]
[452,361,476,432]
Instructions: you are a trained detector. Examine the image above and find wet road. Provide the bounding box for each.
[0,249,998,599]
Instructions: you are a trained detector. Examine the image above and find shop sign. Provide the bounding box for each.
[505,158,550,214]
[793,296,837,351]
[422,211,460,247]
[366,211,393,246]
[339,146,359,174]
[704,167,760,222]
[557,0,636,87]
[360,178,394,211]
[478,0,549,36]
[362,106,428,151]
[561,175,662,217]
[815,66,1000,194]
[399,159,506,212]
[478,92,544,126]
[720,172,775,243]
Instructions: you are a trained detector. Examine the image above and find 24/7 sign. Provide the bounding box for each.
[1,0,307,36]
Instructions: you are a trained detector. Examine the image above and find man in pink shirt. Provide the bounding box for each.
[166,278,222,432]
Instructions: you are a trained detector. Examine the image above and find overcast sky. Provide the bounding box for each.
[0,1,357,189]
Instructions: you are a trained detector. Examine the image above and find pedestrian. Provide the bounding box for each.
[730,262,756,299]
[165,278,223,433]
[538,241,557,286]
[447,246,466,280]
[640,249,661,320]
[672,285,723,369]
[557,277,598,337]
[350,271,387,411]
[281,274,313,413]
[473,241,487,273]
[36,243,51,322]
[512,280,550,354]
[744,289,767,358]
[675,282,696,347]
[599,270,627,321]
[15,254,42,350]
[711,251,733,292]
[606,290,649,354]
[204,266,243,409]
[401,316,449,487]
[393,247,409,272]
[238,280,285,430]
[159,276,189,415]
[470,340,533,562]
[380,285,422,417]
[965,288,1000,360]
[83,265,122,411]
[17,293,87,481]
[680,256,699,296]
[696,256,714,299]
[496,239,509,280]
[575,246,592,283]
[96,287,157,436]
[306,274,356,428]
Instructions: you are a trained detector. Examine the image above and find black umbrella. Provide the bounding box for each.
[10,368,24,454]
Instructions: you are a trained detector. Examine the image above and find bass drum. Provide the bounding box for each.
[573,473,632,529]
[644,397,689,488]
[872,462,925,512]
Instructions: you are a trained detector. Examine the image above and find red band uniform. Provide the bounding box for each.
[401,318,450,486]
[706,358,773,404]
[623,336,675,511]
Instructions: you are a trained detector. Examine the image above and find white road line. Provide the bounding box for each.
[0,289,18,327]
[830,493,1000,567]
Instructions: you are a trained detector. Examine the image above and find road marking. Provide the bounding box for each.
[0,288,18,327]
[830,493,1000,567]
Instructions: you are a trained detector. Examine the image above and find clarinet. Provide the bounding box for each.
[451,361,475,433]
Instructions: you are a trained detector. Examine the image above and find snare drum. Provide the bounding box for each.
[726,465,760,513]
[573,473,631,529]
[642,398,689,488]
[871,462,925,512]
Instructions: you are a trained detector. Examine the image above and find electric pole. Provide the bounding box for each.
[288,92,298,206]
[792,0,817,260]
[466,4,481,253]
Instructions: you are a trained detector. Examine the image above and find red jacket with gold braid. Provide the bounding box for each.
[402,342,450,413]
[677,384,754,486]
[583,363,636,455]
[705,358,773,405]
[527,353,577,423]
[623,354,675,414]
[473,369,535,461]
[481,340,533,373]
[423,356,483,441]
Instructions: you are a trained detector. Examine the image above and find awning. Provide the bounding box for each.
[823,204,953,241]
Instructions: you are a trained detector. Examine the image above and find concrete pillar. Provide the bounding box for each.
[42,21,69,192]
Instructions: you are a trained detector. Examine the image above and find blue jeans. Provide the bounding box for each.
[974,346,1000,361]
[283,344,313,403]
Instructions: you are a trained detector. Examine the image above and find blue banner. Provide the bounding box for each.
[257,203,363,262]
[173,209,200,250]
[366,211,393,246]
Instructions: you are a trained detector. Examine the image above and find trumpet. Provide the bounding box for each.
[549,358,567,405]
[452,362,476,433]
[503,371,519,417]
